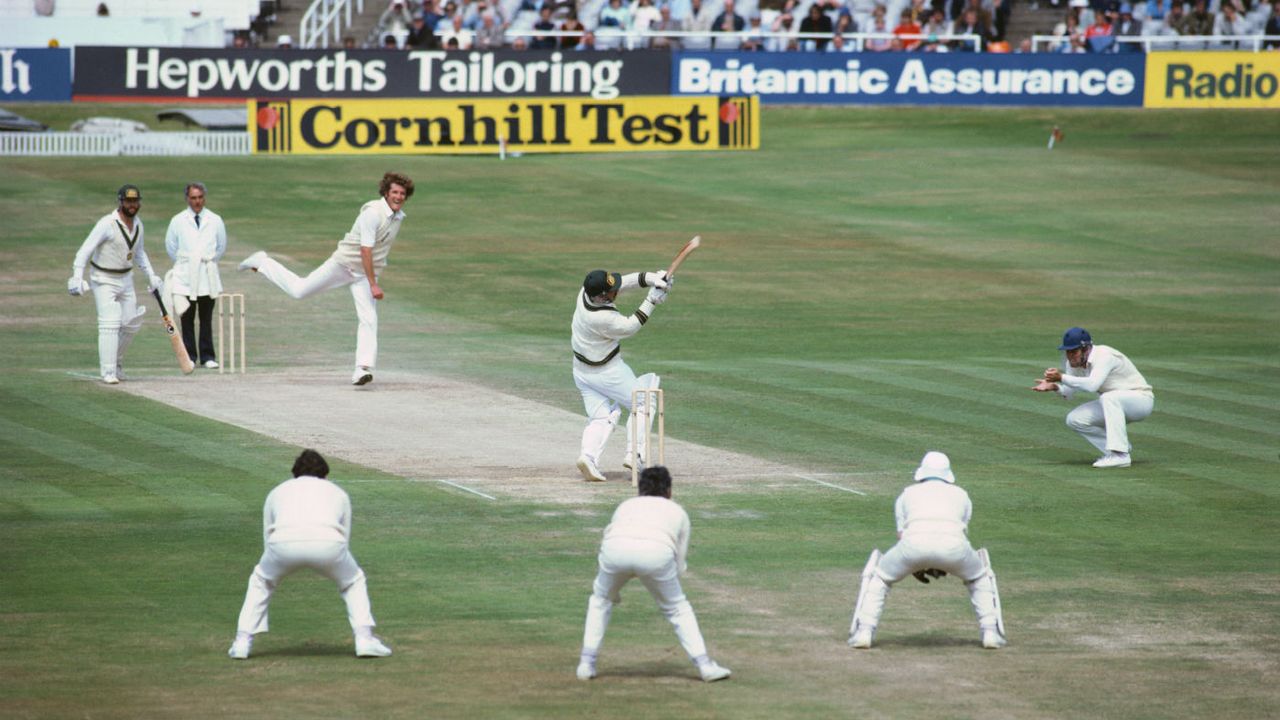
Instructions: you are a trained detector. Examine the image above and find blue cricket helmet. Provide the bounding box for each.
[1058,327,1092,351]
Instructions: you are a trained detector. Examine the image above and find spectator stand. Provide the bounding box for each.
[0,0,279,47]
[1031,32,1280,50]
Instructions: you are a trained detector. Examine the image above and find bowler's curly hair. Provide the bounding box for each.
[292,449,330,479]
[379,172,415,199]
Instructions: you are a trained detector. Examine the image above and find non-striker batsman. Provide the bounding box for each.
[67,184,164,384]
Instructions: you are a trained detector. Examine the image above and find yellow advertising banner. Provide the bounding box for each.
[249,96,759,154]
[1145,51,1280,109]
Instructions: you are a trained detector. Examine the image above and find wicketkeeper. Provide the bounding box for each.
[571,267,671,482]
[67,184,164,384]
[849,451,1007,650]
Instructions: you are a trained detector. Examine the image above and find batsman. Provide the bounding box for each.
[570,265,673,483]
[67,184,164,384]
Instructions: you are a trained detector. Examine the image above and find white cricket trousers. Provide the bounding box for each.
[255,256,379,370]
[235,540,376,635]
[1066,390,1154,454]
[90,272,144,377]
[855,533,1000,632]
[581,538,709,660]
[573,358,659,465]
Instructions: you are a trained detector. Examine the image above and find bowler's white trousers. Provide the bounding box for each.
[855,532,1000,632]
[255,256,378,370]
[573,357,658,465]
[1066,390,1154,454]
[89,270,145,377]
[581,538,709,660]
[235,540,376,635]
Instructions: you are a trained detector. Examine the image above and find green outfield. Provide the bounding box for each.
[1,106,1278,719]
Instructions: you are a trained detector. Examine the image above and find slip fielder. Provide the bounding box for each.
[576,466,731,682]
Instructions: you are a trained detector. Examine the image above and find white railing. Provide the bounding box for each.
[300,0,366,49]
[505,29,984,52]
[0,132,249,156]
[1031,33,1280,52]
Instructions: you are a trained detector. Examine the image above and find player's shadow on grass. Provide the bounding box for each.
[873,635,983,649]
[250,643,354,658]
[599,660,704,682]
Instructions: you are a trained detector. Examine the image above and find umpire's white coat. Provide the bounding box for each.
[164,207,225,300]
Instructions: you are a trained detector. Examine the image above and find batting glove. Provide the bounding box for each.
[644,271,670,290]
[67,276,88,296]
[147,273,164,293]
[646,286,668,305]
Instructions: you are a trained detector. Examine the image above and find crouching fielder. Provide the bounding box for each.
[571,267,671,482]
[849,451,1006,650]
[228,449,391,660]
[576,466,731,682]
[1033,327,1154,469]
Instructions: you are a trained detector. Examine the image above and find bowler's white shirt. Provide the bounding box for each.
[262,476,352,545]
[602,496,691,572]
[894,481,972,536]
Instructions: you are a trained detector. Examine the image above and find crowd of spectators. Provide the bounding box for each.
[23,0,1272,51]
[1049,0,1278,51]
[354,0,1037,52]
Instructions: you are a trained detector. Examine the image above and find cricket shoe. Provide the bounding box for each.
[576,661,597,681]
[1092,453,1131,469]
[228,636,252,660]
[697,660,732,682]
[101,373,120,385]
[355,635,392,658]
[576,455,606,482]
[982,628,1007,649]
[352,367,373,386]
[622,452,644,471]
[237,251,267,272]
[204,360,219,369]
[848,624,875,649]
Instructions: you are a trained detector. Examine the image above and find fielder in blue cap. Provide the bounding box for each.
[1032,328,1155,468]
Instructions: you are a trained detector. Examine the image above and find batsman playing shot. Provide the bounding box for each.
[67,184,165,384]
[848,451,1007,650]
[237,172,414,386]
[571,266,672,482]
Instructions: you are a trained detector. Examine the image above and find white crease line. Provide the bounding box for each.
[792,473,867,495]
[424,477,496,501]
[65,371,101,381]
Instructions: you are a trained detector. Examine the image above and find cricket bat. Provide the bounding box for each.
[151,289,195,375]
[666,235,701,278]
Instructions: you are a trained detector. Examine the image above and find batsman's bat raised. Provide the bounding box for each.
[151,289,195,375]
[666,235,701,278]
